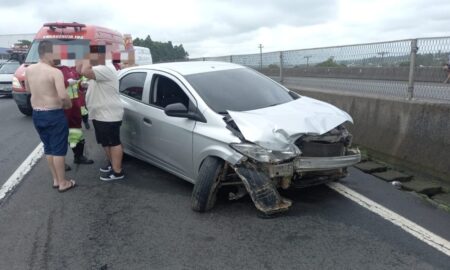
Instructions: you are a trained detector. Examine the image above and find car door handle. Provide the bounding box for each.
[143,118,152,125]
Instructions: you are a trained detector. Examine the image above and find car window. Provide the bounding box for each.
[150,75,189,108]
[185,68,294,113]
[119,72,147,101]
[0,62,20,74]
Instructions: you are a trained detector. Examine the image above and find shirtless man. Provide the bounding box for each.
[25,40,76,192]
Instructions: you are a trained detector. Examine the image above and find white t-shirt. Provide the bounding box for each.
[86,65,124,122]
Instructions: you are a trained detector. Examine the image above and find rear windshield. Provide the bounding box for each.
[0,62,20,74]
[25,39,90,64]
[185,68,294,113]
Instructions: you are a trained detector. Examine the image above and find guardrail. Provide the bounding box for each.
[190,37,450,102]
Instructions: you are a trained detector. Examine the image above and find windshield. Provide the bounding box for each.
[185,68,294,113]
[0,62,20,74]
[25,39,90,64]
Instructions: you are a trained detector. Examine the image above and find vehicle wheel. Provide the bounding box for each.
[191,156,225,212]
[18,106,32,116]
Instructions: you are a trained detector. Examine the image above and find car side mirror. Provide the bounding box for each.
[164,103,188,117]
[164,102,207,123]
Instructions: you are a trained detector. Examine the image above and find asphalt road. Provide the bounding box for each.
[0,97,40,185]
[0,99,449,269]
[278,76,450,102]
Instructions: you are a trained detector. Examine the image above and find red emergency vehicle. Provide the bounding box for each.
[12,22,127,115]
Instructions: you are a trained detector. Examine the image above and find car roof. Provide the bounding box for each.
[126,61,245,76]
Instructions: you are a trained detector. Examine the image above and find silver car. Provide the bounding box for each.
[118,61,361,216]
[0,61,20,97]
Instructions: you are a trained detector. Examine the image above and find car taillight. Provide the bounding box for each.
[12,76,22,89]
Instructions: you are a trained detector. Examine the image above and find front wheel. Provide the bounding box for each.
[191,157,225,212]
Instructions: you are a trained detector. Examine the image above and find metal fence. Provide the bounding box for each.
[190,37,450,102]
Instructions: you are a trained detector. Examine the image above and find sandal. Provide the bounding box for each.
[58,180,76,193]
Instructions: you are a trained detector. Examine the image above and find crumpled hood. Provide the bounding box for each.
[227,96,353,151]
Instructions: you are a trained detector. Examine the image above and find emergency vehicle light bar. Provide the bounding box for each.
[43,22,86,32]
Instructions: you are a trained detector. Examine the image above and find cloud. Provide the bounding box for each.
[0,0,449,58]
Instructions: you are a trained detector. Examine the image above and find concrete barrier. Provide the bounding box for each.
[286,85,450,182]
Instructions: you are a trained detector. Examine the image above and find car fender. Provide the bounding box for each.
[194,144,243,178]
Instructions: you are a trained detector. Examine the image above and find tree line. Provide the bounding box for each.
[133,35,189,63]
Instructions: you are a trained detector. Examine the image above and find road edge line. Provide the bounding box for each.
[327,182,450,257]
[0,143,44,202]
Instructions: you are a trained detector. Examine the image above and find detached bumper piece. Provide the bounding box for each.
[234,162,292,216]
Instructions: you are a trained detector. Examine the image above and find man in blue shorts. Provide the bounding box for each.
[25,40,76,192]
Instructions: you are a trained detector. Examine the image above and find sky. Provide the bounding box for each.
[0,0,449,58]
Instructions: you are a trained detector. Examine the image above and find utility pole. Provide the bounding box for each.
[407,40,418,100]
[304,55,312,67]
[258,44,263,70]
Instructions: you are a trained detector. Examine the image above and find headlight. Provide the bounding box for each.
[12,76,22,89]
[230,143,301,163]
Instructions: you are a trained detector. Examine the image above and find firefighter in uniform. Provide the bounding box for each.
[59,65,94,165]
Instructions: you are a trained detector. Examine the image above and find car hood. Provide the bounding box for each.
[227,96,353,151]
[0,74,13,82]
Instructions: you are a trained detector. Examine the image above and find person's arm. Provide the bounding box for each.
[79,60,96,80]
[25,77,31,93]
[24,69,31,93]
[54,70,72,109]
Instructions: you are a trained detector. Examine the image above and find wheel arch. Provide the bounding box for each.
[195,145,242,177]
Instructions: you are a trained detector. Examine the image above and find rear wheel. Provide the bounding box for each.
[191,157,225,212]
[18,106,32,116]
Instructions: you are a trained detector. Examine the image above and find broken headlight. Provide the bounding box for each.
[230,143,301,163]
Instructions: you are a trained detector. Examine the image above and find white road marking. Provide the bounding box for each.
[0,143,43,201]
[327,182,450,257]
[2,144,449,258]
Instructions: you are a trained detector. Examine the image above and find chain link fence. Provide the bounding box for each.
[190,37,450,102]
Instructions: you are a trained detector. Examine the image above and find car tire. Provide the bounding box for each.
[18,106,32,116]
[191,156,224,212]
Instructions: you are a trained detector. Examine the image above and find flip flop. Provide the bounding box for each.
[52,185,59,189]
[58,180,76,193]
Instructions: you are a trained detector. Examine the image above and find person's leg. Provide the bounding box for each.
[50,109,75,191]
[99,121,124,181]
[103,146,111,161]
[73,139,94,164]
[93,120,111,169]
[54,156,74,190]
[110,144,123,173]
[46,155,58,187]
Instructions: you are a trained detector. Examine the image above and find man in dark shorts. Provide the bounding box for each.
[77,45,125,181]
[25,40,76,192]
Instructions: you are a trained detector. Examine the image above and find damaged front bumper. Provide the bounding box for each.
[232,148,361,216]
[234,162,293,216]
[269,148,361,177]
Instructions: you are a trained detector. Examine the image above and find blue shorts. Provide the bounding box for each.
[32,109,69,156]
